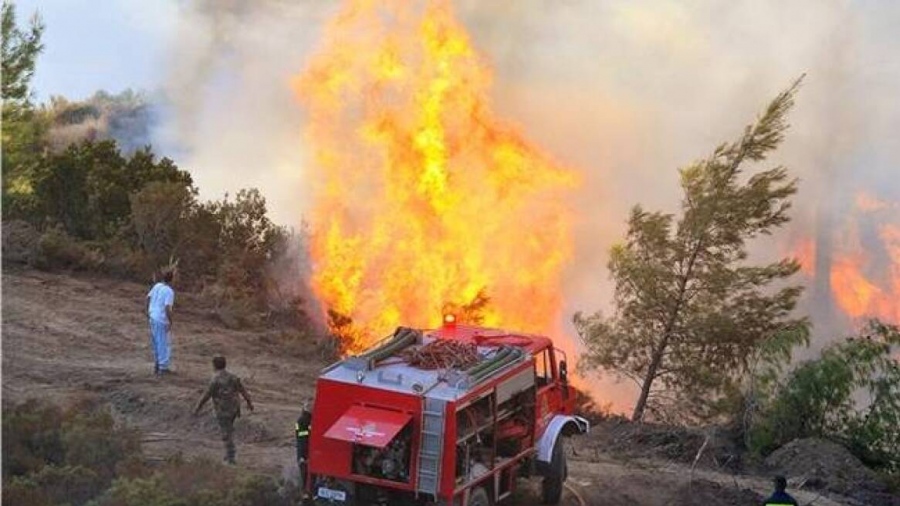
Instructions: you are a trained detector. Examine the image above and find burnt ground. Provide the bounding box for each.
[2,267,891,505]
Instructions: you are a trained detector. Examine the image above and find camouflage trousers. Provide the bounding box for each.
[217,414,237,464]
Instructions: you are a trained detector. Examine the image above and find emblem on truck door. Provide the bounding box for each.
[348,422,386,442]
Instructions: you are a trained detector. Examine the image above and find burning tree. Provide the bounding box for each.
[575,78,809,423]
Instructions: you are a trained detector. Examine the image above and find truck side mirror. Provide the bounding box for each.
[559,360,568,384]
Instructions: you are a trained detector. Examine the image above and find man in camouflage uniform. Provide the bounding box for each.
[194,356,254,464]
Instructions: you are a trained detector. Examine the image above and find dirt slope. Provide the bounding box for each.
[1,268,877,505]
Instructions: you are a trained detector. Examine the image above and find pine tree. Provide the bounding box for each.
[575,78,809,422]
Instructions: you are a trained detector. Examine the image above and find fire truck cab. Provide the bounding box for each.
[307,321,589,506]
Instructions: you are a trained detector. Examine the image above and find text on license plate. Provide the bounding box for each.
[317,487,347,501]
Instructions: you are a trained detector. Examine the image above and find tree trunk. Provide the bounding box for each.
[632,341,667,421]
[631,245,702,422]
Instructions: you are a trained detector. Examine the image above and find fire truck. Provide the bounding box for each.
[307,317,589,506]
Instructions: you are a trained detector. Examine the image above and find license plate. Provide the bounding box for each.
[317,487,347,502]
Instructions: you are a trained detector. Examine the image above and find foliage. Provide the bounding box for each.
[748,320,900,472]
[31,224,102,270]
[2,399,301,506]
[1,0,47,218]
[92,456,297,506]
[2,399,141,505]
[575,78,808,423]
[1,0,43,105]
[31,140,192,240]
[130,181,200,269]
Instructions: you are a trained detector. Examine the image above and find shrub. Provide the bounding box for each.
[130,181,198,272]
[93,458,298,506]
[30,140,192,242]
[29,464,105,506]
[2,399,142,505]
[93,475,187,506]
[748,320,900,472]
[1,219,41,264]
[2,399,66,477]
[2,476,53,506]
[30,225,102,270]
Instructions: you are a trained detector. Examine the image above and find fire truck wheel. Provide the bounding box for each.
[541,436,566,504]
[468,486,490,506]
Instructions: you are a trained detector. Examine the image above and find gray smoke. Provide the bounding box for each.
[158,0,339,224]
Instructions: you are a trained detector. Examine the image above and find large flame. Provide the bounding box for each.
[830,221,900,322]
[294,1,578,353]
[796,192,900,324]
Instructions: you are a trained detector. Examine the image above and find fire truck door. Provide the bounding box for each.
[534,349,558,435]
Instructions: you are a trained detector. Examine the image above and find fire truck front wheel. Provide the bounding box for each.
[468,486,490,506]
[541,436,566,504]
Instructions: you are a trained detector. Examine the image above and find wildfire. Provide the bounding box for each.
[798,192,900,324]
[294,1,578,353]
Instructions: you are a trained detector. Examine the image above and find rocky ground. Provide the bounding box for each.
[3,267,896,505]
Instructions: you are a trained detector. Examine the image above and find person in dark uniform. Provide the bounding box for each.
[763,475,799,506]
[193,356,254,464]
[296,401,312,491]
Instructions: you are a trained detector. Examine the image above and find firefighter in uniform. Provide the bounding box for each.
[193,356,254,464]
[763,476,799,506]
[296,402,312,492]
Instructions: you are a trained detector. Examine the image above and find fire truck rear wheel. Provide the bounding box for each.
[468,486,490,506]
[541,436,566,504]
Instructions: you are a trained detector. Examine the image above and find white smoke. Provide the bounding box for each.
[158,0,339,225]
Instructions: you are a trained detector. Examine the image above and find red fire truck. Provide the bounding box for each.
[307,317,589,506]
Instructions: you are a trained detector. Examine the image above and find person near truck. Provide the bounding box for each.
[193,356,254,464]
[763,475,798,506]
[146,268,175,376]
[296,401,312,492]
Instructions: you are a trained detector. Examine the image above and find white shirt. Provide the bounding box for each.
[147,282,175,324]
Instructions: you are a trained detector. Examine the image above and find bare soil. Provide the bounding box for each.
[2,268,888,505]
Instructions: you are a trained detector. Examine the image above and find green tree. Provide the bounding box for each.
[575,79,808,423]
[212,189,286,301]
[31,140,192,240]
[1,0,46,218]
[1,0,43,105]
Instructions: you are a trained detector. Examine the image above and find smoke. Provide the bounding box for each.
[46,89,158,153]
[158,0,339,225]
[159,0,900,409]
[450,0,900,336]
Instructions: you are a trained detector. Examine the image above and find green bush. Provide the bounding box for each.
[29,465,105,506]
[749,320,900,472]
[2,475,53,506]
[92,475,187,506]
[92,458,298,506]
[30,225,94,270]
[2,400,141,505]
[2,399,66,477]
[30,140,192,241]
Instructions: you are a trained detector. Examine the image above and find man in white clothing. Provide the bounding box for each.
[147,269,176,375]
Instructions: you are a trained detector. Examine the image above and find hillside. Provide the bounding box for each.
[1,268,884,505]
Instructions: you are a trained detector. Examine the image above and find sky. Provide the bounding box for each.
[17,0,175,101]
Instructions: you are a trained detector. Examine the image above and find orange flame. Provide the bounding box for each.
[815,193,900,324]
[294,1,578,353]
